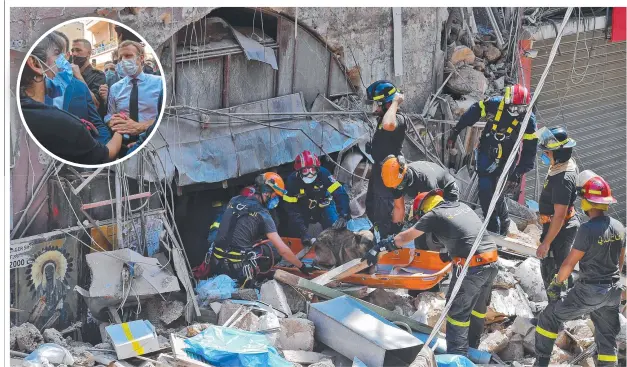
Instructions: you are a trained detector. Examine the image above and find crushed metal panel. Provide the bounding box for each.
[293,28,332,108]
[228,52,276,106]
[175,57,223,110]
[230,27,278,70]
[308,296,422,367]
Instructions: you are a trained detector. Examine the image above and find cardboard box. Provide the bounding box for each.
[105,320,161,359]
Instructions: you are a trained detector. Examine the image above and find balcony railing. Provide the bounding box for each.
[92,41,118,56]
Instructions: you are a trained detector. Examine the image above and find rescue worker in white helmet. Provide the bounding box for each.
[363,190,498,356]
[447,84,538,235]
[208,172,316,287]
[364,80,409,238]
[534,173,624,367]
[282,150,351,246]
[534,126,580,297]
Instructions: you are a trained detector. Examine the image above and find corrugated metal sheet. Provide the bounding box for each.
[525,29,626,224]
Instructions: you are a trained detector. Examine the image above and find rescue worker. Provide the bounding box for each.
[534,126,580,294]
[364,80,409,238]
[363,190,498,356]
[534,173,624,367]
[447,84,538,235]
[283,150,351,245]
[209,172,315,286]
[381,155,460,222]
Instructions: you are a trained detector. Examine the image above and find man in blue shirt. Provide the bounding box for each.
[105,40,163,152]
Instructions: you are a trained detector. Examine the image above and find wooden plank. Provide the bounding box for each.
[310,258,369,286]
[283,350,331,364]
[81,192,152,210]
[274,269,441,337]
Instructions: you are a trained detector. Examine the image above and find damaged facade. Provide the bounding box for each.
[9,6,627,367]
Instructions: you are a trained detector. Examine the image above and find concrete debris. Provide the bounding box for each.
[529,301,548,313]
[484,44,502,62]
[257,312,281,345]
[13,322,44,353]
[282,350,332,365]
[217,301,242,325]
[309,359,335,367]
[514,258,548,302]
[159,300,185,325]
[449,45,476,65]
[367,288,415,317]
[492,270,518,289]
[448,65,488,96]
[510,316,535,337]
[478,329,509,353]
[472,44,485,58]
[282,283,309,314]
[411,292,447,333]
[72,350,96,366]
[489,287,533,318]
[619,313,626,346]
[452,96,479,116]
[42,328,68,347]
[10,326,17,350]
[564,319,595,348]
[493,76,504,91]
[496,258,521,273]
[232,288,259,301]
[184,323,212,337]
[555,331,574,351]
[498,333,524,361]
[277,318,316,351]
[550,346,573,365]
[473,59,486,72]
[522,328,536,353]
[523,224,542,247]
[260,280,293,317]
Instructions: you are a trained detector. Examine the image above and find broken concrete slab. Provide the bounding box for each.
[14,322,44,352]
[564,319,595,348]
[489,287,533,318]
[257,312,281,345]
[449,45,476,65]
[217,301,242,326]
[43,328,68,347]
[484,45,502,63]
[493,76,504,91]
[231,288,258,301]
[510,316,535,337]
[478,330,509,353]
[282,350,333,365]
[411,292,446,333]
[310,359,335,367]
[492,270,518,289]
[260,280,293,317]
[159,300,185,325]
[448,65,488,96]
[277,318,316,351]
[513,258,548,302]
[555,330,574,352]
[550,346,573,365]
[497,333,524,361]
[496,258,521,273]
[9,326,17,350]
[368,288,415,317]
[282,283,308,314]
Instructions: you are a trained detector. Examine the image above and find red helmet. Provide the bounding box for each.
[504,84,531,105]
[412,189,444,220]
[580,176,616,205]
[240,186,256,197]
[294,150,321,171]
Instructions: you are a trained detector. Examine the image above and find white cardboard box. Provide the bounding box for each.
[105,320,161,359]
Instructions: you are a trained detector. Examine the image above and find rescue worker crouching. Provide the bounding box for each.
[282,150,351,246]
[209,172,316,287]
[534,126,580,296]
[448,84,538,235]
[534,173,624,367]
[363,189,498,356]
[364,80,409,238]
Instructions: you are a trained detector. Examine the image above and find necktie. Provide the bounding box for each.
[130,78,139,122]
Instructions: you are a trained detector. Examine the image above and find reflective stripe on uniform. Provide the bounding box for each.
[523,133,537,140]
[497,144,503,159]
[327,181,342,193]
[300,189,305,194]
[446,315,470,327]
[506,119,519,134]
[283,195,298,203]
[479,101,487,117]
[210,222,220,230]
[471,310,486,319]
[598,354,618,362]
[535,326,558,339]
[494,99,505,121]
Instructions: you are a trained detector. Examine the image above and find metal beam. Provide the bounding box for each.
[72,167,104,195]
[485,7,505,48]
[392,7,403,79]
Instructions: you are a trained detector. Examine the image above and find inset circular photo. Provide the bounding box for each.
[17,17,166,167]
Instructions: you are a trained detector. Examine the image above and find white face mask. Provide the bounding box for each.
[302,175,317,184]
[120,57,139,77]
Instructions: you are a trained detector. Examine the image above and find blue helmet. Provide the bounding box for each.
[366,80,398,104]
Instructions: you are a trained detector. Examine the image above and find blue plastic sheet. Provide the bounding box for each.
[195,274,236,307]
[435,354,476,367]
[184,325,292,367]
[347,217,372,232]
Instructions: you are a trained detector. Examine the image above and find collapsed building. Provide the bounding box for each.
[9,7,627,367]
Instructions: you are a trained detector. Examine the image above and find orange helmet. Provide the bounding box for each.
[412,189,444,220]
[381,155,408,188]
[255,172,286,197]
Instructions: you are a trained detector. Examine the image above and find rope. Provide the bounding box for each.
[422,7,574,351]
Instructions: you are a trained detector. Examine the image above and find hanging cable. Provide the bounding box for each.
[422,7,574,351]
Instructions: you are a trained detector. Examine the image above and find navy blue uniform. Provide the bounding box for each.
[455,96,538,233]
[283,167,350,238]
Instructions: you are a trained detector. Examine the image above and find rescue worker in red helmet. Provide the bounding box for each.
[283,151,350,246]
[364,80,409,238]
[363,190,498,356]
[209,172,316,286]
[534,126,580,297]
[448,84,538,235]
[534,172,624,367]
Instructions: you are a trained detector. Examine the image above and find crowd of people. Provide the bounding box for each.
[195,80,624,366]
[19,25,163,165]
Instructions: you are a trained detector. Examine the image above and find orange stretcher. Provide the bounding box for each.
[273,237,453,290]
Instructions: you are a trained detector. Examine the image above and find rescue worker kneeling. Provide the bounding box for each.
[363,190,498,356]
[534,173,625,367]
[283,150,351,246]
[209,172,316,286]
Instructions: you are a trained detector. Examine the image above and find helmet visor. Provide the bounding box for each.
[535,127,561,150]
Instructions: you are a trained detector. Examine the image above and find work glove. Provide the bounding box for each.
[391,222,404,236]
[301,235,316,247]
[546,276,567,303]
[362,236,397,266]
[80,119,100,138]
[299,262,318,276]
[504,172,523,196]
[332,217,348,230]
[447,129,459,150]
[439,248,452,263]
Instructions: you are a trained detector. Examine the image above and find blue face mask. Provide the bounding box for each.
[540,152,551,165]
[105,69,116,79]
[39,54,73,108]
[267,196,280,210]
[116,62,127,78]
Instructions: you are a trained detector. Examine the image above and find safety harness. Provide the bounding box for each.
[479,99,519,168]
[283,182,342,209]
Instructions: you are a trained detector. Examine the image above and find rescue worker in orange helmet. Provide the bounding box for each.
[208,172,316,286]
[364,80,409,238]
[363,190,498,356]
[448,84,538,235]
[534,172,624,367]
[534,126,580,297]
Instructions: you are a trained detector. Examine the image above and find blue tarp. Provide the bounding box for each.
[435,354,476,367]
